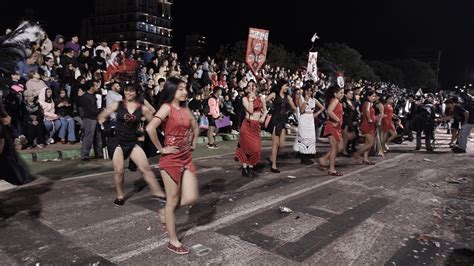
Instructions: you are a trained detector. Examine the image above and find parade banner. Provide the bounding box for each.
[246,28,269,75]
[305,52,319,82]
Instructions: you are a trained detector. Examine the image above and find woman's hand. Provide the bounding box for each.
[1,115,11,126]
[191,143,197,151]
[160,146,179,154]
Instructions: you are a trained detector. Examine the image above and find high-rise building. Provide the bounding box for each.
[91,0,173,53]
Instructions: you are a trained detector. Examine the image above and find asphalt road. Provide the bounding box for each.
[0,132,473,265]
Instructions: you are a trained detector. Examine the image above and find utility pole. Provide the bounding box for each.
[434,50,441,92]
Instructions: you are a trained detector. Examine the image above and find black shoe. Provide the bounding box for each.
[114,198,125,206]
[242,166,251,177]
[301,157,314,165]
[270,168,281,173]
[81,157,90,161]
[248,167,259,178]
[453,148,466,153]
[415,147,420,151]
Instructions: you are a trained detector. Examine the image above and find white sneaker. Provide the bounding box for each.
[48,138,55,144]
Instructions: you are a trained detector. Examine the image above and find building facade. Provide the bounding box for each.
[92,0,173,53]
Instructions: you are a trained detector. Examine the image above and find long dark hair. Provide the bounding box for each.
[158,76,186,107]
[55,88,69,104]
[270,78,288,95]
[44,88,53,103]
[362,88,376,104]
[325,85,342,106]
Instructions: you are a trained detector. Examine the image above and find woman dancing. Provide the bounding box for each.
[146,77,199,255]
[98,85,166,206]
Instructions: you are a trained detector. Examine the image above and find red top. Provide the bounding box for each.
[382,103,395,132]
[159,104,196,184]
[361,102,376,135]
[323,99,343,141]
[330,100,343,130]
[383,103,393,122]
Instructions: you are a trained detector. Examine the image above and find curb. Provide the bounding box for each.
[19,134,244,163]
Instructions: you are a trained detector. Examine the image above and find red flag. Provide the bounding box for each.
[246,28,269,75]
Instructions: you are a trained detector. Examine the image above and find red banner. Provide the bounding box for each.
[246,28,269,75]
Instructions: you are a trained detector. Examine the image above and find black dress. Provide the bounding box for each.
[107,102,144,160]
[0,103,34,185]
[267,94,289,136]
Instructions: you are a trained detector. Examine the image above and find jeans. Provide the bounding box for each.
[43,119,62,138]
[416,130,433,150]
[81,118,102,159]
[458,123,474,151]
[58,116,76,141]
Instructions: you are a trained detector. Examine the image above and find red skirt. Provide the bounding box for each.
[235,119,261,165]
[323,123,341,142]
[382,119,395,132]
[361,121,375,135]
[159,149,196,184]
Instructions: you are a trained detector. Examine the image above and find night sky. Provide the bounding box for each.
[1,0,473,88]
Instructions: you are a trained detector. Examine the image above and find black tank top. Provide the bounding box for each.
[115,102,143,143]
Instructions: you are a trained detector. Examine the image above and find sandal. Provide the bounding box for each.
[167,242,190,255]
[328,171,343,176]
[362,160,376,165]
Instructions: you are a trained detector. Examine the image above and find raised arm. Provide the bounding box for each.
[287,95,297,111]
[327,99,341,125]
[188,108,199,150]
[365,103,373,123]
[313,98,325,118]
[97,101,119,124]
[146,104,177,154]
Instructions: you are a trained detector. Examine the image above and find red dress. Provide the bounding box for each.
[159,104,196,184]
[382,103,395,132]
[361,102,376,135]
[235,97,263,165]
[323,100,343,141]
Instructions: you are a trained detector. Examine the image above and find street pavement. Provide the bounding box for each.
[0,132,473,265]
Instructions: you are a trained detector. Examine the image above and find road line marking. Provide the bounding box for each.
[57,147,273,182]
[110,153,409,262]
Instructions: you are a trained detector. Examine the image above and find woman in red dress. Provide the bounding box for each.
[236,80,267,177]
[146,77,199,255]
[353,89,377,165]
[382,95,398,152]
[319,86,345,176]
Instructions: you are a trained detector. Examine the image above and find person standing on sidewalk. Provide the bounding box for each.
[98,84,166,206]
[146,77,199,255]
[79,80,103,160]
[236,80,268,177]
[206,87,222,149]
